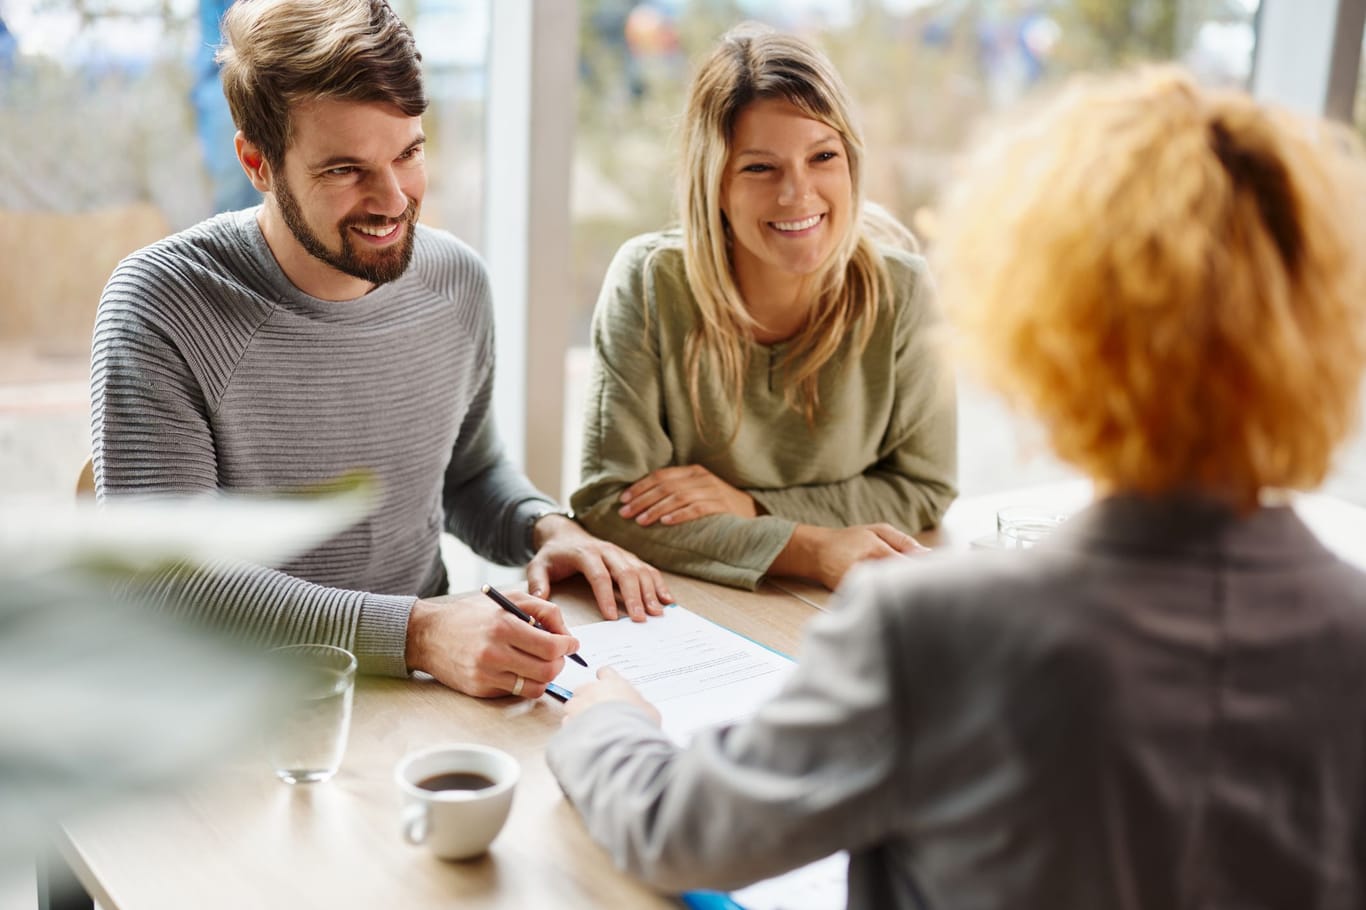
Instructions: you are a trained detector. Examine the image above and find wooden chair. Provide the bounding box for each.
[76,457,95,498]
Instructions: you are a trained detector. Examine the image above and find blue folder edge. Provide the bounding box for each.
[680,890,747,910]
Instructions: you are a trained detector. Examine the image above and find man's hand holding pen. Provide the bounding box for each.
[482,585,588,668]
[404,589,583,699]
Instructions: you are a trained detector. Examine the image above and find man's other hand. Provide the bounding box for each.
[527,514,673,622]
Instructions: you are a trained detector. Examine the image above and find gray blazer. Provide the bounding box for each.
[547,495,1366,909]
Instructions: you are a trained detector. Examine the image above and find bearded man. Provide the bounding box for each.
[90,0,671,701]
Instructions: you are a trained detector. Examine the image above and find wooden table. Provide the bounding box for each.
[51,573,822,910]
[50,484,1366,908]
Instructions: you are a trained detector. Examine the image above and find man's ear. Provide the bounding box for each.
[234,132,273,193]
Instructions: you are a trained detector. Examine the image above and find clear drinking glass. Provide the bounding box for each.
[266,644,356,784]
[995,505,1067,548]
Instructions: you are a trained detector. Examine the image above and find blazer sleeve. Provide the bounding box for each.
[570,239,797,590]
[747,254,958,531]
[545,572,908,893]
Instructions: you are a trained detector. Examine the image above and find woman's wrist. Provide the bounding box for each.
[769,524,832,587]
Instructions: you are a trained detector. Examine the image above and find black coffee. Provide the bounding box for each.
[417,771,496,792]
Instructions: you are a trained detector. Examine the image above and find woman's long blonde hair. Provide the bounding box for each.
[678,24,914,434]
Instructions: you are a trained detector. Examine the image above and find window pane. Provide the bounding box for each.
[574,0,1260,339]
[404,0,490,251]
[1356,22,1366,133]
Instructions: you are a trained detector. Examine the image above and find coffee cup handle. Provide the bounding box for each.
[401,803,429,845]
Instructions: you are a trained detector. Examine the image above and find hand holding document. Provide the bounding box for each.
[550,606,794,743]
[551,606,850,910]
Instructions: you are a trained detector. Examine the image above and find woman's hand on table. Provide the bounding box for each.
[771,523,929,590]
[618,464,758,526]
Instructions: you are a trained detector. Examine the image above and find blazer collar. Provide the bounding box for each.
[1047,493,1339,568]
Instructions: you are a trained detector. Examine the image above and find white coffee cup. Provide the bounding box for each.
[395,743,519,860]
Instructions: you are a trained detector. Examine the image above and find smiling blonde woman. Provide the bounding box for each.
[571,24,958,592]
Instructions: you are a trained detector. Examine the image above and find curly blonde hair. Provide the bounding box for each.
[936,67,1366,504]
[678,24,916,433]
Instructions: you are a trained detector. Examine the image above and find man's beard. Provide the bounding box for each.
[274,175,418,287]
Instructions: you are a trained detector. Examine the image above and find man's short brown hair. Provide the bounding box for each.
[217,0,427,167]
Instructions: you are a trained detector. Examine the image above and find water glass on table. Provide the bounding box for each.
[971,505,1068,550]
[266,644,356,784]
[996,505,1068,548]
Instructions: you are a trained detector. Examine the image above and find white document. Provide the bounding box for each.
[550,605,794,743]
[731,851,849,910]
[550,606,848,910]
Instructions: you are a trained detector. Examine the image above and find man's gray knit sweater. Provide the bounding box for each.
[90,208,555,676]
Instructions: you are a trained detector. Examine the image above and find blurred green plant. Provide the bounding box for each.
[0,478,373,878]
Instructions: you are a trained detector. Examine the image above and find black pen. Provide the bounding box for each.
[481,584,589,668]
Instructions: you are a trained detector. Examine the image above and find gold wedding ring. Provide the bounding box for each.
[512,675,525,697]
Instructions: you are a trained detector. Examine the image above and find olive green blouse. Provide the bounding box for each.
[571,231,957,589]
